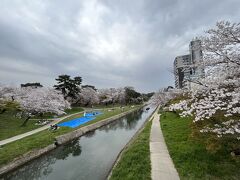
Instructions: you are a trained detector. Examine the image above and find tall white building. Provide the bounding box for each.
[174,40,204,89]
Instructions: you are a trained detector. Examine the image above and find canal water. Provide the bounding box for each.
[3,107,155,180]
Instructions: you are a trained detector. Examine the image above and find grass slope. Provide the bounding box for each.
[64,107,84,114]
[160,111,240,180]
[0,112,40,141]
[110,119,152,180]
[0,107,84,141]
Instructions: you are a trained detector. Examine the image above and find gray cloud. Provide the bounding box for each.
[0,0,240,92]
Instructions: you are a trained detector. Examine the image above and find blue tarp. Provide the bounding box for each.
[84,111,103,117]
[58,111,103,128]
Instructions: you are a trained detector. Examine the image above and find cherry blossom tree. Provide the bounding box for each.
[168,21,240,153]
[98,88,112,105]
[169,86,240,152]
[98,88,126,105]
[75,87,99,106]
[150,88,183,106]
[116,88,126,104]
[0,85,70,126]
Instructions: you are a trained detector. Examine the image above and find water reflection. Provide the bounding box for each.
[3,107,155,180]
[125,109,144,130]
[100,109,144,133]
[84,130,96,138]
[4,140,82,180]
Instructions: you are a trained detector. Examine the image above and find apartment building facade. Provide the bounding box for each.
[174,40,204,89]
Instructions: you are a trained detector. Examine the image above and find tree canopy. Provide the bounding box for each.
[54,75,82,99]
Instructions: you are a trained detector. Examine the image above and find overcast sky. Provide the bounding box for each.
[0,0,240,92]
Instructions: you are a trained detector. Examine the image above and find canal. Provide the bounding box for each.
[3,107,155,180]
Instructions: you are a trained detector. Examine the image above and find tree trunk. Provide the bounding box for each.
[21,116,31,127]
[0,109,6,114]
[232,148,240,156]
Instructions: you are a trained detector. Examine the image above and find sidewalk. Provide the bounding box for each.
[0,111,84,146]
[150,111,179,180]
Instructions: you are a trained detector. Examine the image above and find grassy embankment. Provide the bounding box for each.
[0,112,39,141]
[0,107,84,141]
[92,104,132,108]
[160,111,240,179]
[0,105,141,167]
[110,119,152,180]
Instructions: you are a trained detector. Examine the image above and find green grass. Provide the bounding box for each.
[0,107,84,141]
[92,104,130,108]
[0,112,41,141]
[110,119,152,180]
[0,105,141,167]
[160,111,240,180]
[64,107,84,114]
[0,127,71,166]
[30,112,56,119]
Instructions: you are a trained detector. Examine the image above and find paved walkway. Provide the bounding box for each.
[150,111,180,180]
[0,111,84,146]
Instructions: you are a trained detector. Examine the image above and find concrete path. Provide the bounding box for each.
[0,111,84,146]
[150,111,180,180]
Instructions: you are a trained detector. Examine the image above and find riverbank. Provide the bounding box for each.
[109,119,152,180]
[0,105,143,176]
[160,111,240,179]
[108,108,156,180]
